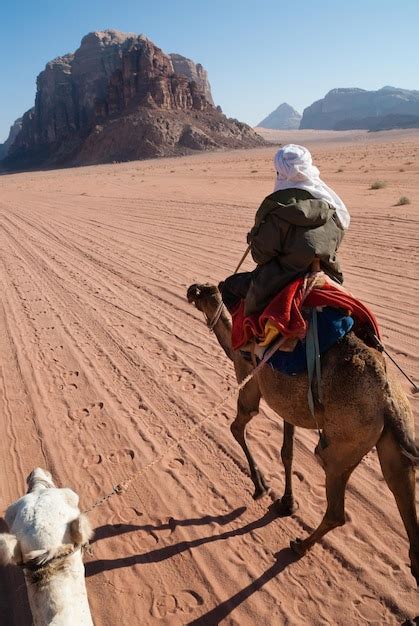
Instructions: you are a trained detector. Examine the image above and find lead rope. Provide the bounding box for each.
[372,333,419,393]
[84,247,252,514]
[83,315,287,515]
[233,244,251,274]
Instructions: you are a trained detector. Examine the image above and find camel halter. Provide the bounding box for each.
[205,300,224,331]
[19,545,85,583]
[205,244,251,331]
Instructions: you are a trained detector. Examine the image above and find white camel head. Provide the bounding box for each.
[0,468,93,572]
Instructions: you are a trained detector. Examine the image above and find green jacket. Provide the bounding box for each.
[245,188,344,315]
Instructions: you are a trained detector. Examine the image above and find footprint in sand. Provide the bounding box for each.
[110,507,143,525]
[68,402,104,421]
[82,452,103,468]
[107,448,135,464]
[128,530,158,550]
[166,457,186,471]
[151,590,204,618]
[147,517,176,542]
[149,423,165,438]
[176,591,204,614]
[167,368,202,393]
[352,596,391,623]
[60,370,80,390]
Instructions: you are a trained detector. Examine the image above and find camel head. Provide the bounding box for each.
[0,468,93,570]
[187,283,221,314]
[26,467,54,492]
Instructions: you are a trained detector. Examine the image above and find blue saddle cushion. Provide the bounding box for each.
[264,307,354,376]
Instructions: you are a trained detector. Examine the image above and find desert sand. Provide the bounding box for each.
[0,129,418,625]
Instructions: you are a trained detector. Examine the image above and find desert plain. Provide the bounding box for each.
[0,128,418,625]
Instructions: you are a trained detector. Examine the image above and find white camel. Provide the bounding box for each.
[0,468,94,626]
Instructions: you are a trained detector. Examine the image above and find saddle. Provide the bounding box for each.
[232,265,380,375]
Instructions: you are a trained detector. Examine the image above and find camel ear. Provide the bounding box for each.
[0,533,22,566]
[69,514,93,546]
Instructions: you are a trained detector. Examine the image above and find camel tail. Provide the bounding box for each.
[384,398,418,465]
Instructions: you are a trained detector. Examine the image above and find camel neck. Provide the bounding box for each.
[212,311,235,361]
[25,552,93,626]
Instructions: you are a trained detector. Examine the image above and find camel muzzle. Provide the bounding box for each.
[186,284,201,303]
[186,283,219,304]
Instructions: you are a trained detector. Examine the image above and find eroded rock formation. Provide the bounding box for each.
[0,117,23,160]
[4,29,264,170]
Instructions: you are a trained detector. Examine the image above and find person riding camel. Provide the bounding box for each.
[220,144,350,316]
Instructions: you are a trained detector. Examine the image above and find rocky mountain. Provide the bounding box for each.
[2,29,264,171]
[169,54,214,105]
[300,86,419,130]
[257,103,301,129]
[0,117,23,160]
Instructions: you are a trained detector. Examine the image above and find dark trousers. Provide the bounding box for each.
[219,272,253,312]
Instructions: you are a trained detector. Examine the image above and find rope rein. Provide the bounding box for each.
[83,314,261,514]
[84,248,254,512]
[81,273,327,514]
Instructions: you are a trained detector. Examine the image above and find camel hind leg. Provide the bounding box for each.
[290,434,374,556]
[376,427,419,585]
[290,463,355,555]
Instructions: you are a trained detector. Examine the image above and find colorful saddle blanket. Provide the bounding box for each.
[255,307,354,375]
[232,273,380,376]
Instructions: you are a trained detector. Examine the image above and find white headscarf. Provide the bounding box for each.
[273,144,350,229]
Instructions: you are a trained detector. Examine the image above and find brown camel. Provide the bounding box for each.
[187,283,418,584]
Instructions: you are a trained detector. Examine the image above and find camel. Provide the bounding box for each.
[0,468,94,625]
[187,283,419,584]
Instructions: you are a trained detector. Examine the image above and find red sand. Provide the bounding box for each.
[0,129,418,624]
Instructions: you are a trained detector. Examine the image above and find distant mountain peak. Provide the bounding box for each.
[300,86,419,131]
[257,102,301,129]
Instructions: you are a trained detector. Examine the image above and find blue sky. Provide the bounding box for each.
[1,0,418,141]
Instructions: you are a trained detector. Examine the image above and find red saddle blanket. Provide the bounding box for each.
[231,275,381,351]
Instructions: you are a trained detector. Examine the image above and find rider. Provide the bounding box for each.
[220,144,350,316]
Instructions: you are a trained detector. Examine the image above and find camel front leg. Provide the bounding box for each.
[231,392,270,500]
[273,422,298,516]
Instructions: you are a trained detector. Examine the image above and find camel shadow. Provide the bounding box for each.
[187,547,298,625]
[86,504,287,578]
[91,506,247,544]
[0,518,32,626]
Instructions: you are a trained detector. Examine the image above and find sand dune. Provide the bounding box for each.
[0,130,417,624]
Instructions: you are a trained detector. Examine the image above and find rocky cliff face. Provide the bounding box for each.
[0,117,23,160]
[169,53,214,105]
[257,103,301,129]
[4,29,263,170]
[300,86,419,130]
